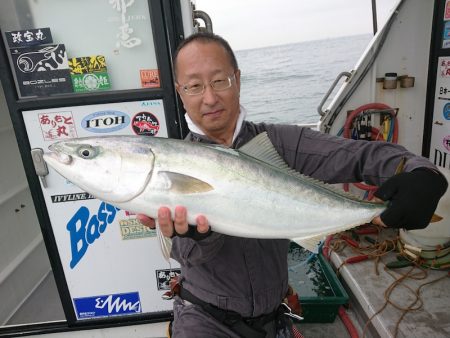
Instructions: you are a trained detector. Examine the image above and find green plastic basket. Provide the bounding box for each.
[288,243,349,323]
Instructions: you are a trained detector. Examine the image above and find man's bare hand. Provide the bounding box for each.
[136,206,210,238]
[136,213,156,228]
[371,197,387,227]
[371,215,387,227]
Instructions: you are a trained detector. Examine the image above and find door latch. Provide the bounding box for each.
[31,148,49,188]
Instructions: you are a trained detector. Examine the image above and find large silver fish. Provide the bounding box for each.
[43,132,385,256]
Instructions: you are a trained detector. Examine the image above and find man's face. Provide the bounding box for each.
[175,41,241,141]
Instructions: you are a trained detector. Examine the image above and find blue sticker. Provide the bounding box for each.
[68,202,119,269]
[444,103,450,120]
[444,22,450,40]
[81,110,130,133]
[74,292,141,319]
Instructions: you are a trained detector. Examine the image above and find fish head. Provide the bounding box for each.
[43,137,154,203]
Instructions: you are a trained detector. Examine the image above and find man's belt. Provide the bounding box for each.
[179,285,276,338]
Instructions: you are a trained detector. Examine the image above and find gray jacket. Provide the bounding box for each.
[171,121,437,318]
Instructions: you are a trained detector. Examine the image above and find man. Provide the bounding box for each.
[138,32,448,337]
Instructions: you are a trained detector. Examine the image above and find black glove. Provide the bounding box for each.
[374,168,448,229]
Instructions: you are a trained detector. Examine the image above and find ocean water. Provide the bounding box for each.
[236,34,372,125]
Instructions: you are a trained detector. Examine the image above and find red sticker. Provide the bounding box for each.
[131,111,160,136]
[140,69,160,88]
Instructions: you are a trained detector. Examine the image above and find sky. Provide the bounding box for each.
[193,0,400,50]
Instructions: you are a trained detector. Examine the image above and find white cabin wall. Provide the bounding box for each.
[324,0,434,156]
[0,82,51,325]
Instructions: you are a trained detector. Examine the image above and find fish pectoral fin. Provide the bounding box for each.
[156,220,172,262]
[158,171,214,194]
[430,213,443,223]
[292,235,324,253]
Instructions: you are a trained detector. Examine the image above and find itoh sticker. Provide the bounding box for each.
[81,110,130,134]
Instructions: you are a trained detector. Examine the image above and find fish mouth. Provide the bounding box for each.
[45,146,73,165]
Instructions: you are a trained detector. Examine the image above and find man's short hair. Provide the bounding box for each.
[173,32,239,80]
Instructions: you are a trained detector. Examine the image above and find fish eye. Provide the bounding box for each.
[77,145,97,159]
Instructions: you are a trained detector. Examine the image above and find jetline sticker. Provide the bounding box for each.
[73,291,141,319]
[51,193,95,203]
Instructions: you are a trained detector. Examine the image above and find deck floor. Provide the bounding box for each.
[330,229,450,338]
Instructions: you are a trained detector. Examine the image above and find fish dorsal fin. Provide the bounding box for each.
[239,132,374,204]
[238,132,291,171]
[158,171,214,194]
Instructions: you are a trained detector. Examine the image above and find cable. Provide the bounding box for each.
[326,228,450,338]
[341,103,398,200]
[322,234,362,338]
[339,305,359,338]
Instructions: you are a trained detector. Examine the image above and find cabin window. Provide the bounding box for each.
[1,0,160,98]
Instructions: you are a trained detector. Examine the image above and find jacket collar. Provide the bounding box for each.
[184,106,247,145]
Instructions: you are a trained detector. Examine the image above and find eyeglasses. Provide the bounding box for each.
[179,74,236,96]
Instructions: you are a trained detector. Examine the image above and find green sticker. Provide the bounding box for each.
[71,72,111,92]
